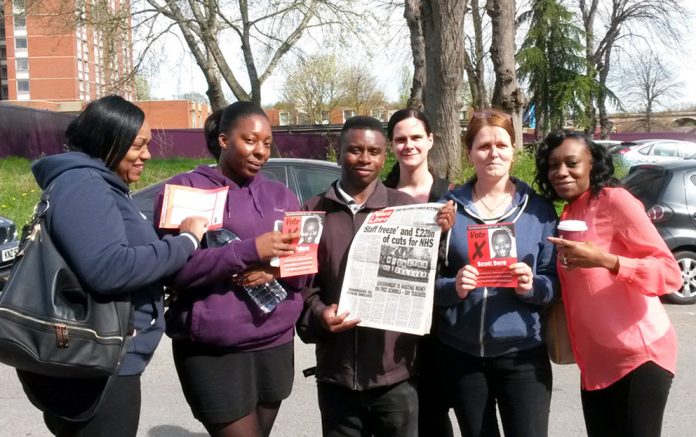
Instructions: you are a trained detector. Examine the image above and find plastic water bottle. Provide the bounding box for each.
[202,229,287,313]
[245,279,288,314]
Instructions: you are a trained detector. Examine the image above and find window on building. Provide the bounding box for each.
[343,109,356,122]
[0,68,7,79]
[15,37,27,49]
[0,47,6,59]
[14,14,26,30]
[279,112,290,126]
[13,0,25,11]
[16,58,28,72]
[321,110,330,124]
[17,79,29,92]
[1,85,8,99]
[370,109,385,121]
[459,110,468,121]
[0,27,5,38]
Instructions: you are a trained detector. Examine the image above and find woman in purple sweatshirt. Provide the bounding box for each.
[154,102,303,437]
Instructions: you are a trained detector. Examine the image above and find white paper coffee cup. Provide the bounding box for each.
[557,220,588,241]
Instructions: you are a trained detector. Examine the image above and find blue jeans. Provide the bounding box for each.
[317,379,418,437]
[437,342,552,437]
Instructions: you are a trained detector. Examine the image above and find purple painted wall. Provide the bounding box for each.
[2,103,694,160]
[0,105,74,159]
[0,105,339,160]
[148,129,339,160]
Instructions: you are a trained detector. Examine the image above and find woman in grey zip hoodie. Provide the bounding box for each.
[434,109,559,437]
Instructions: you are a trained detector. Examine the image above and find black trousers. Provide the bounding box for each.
[317,379,418,437]
[44,375,142,437]
[437,342,552,437]
[417,334,453,437]
[581,361,673,437]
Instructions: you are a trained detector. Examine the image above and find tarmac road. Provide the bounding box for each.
[0,304,694,436]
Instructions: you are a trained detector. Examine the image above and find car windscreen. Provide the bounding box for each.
[622,167,668,209]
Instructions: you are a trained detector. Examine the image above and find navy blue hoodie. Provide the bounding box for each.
[32,152,196,375]
[436,179,559,357]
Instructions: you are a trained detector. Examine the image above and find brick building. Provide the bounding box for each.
[0,0,133,103]
[265,106,399,127]
[135,100,212,130]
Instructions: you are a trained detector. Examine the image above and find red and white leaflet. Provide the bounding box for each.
[158,184,228,230]
[467,223,518,288]
[279,211,325,277]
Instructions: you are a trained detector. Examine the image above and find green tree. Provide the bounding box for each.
[134,74,151,100]
[517,0,594,136]
[178,92,209,104]
[339,65,386,117]
[281,54,343,125]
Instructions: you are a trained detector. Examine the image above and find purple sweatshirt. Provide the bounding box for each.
[155,165,305,351]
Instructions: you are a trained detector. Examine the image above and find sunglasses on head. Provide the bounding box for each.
[471,110,512,121]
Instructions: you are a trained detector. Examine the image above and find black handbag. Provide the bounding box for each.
[0,187,132,379]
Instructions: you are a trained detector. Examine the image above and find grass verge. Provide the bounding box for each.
[0,157,212,228]
[3,149,608,228]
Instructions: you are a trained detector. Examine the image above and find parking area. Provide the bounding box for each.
[0,304,694,436]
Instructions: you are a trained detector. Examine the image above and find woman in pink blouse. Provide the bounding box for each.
[535,130,681,437]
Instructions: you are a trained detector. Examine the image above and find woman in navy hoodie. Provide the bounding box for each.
[22,95,208,437]
[156,102,303,437]
[435,109,559,437]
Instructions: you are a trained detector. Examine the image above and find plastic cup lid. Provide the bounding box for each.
[558,220,588,232]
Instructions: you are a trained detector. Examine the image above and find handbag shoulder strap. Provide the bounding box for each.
[34,183,54,220]
[17,184,55,257]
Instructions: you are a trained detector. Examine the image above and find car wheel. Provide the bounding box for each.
[667,251,696,304]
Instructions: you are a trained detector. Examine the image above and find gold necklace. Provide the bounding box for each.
[473,184,511,213]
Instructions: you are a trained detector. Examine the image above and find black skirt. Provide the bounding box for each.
[172,339,295,424]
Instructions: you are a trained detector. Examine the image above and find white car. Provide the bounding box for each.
[593,139,622,149]
[612,139,696,167]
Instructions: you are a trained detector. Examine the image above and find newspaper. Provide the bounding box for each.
[336,203,443,335]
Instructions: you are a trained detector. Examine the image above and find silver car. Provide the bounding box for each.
[613,139,696,167]
[131,158,341,223]
[0,216,19,288]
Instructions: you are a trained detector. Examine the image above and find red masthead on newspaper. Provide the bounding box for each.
[368,209,394,224]
[467,223,518,288]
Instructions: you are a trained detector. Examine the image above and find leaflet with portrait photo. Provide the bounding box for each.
[336,203,444,336]
[467,222,518,288]
[278,211,325,277]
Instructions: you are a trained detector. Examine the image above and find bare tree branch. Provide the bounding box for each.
[576,0,689,137]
